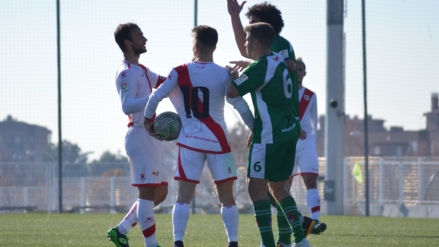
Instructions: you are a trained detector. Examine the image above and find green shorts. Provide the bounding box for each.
[247,140,297,182]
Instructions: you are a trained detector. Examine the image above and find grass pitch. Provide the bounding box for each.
[0,213,438,246]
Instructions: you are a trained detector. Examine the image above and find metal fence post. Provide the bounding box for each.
[24,187,29,207]
[110,177,116,213]
[80,177,86,214]
[379,157,384,207]
[398,162,404,204]
[418,157,423,202]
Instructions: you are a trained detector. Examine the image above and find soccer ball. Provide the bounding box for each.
[153,111,181,141]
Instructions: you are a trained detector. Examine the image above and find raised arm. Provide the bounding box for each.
[227,0,249,58]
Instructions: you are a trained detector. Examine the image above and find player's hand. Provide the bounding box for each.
[299,130,307,140]
[225,65,239,79]
[229,60,251,72]
[144,118,162,141]
[246,132,253,148]
[227,0,247,18]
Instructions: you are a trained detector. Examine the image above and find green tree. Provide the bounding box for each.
[92,150,128,163]
[40,140,90,164]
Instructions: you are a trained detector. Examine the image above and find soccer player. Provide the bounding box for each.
[227,1,315,246]
[143,25,255,247]
[290,57,327,234]
[108,22,168,247]
[226,23,310,247]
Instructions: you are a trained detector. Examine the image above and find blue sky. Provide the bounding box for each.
[1,0,438,160]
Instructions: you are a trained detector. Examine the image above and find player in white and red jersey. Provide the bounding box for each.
[107,22,168,247]
[144,25,254,247]
[289,57,327,235]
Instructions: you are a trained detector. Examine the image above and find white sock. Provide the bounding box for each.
[118,201,138,234]
[172,203,190,241]
[306,188,321,220]
[221,205,239,242]
[137,198,157,247]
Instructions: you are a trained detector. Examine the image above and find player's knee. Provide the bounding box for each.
[248,186,268,201]
[154,185,168,206]
[138,186,157,201]
[303,175,318,189]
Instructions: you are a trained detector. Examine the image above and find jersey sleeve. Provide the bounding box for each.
[274,38,296,61]
[116,70,148,115]
[226,96,254,129]
[144,69,179,119]
[231,61,266,97]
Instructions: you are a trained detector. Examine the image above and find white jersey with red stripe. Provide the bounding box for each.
[298,87,318,145]
[145,61,252,154]
[115,60,166,127]
[292,86,319,178]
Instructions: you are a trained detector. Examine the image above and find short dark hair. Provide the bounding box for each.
[114,22,139,52]
[244,23,275,48]
[192,25,218,50]
[245,2,284,35]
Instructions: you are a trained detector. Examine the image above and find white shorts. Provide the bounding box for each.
[291,138,319,177]
[125,126,168,186]
[175,146,237,184]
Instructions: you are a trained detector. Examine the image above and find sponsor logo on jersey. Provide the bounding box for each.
[273,56,279,62]
[121,72,127,78]
[140,173,146,180]
[121,82,128,92]
[279,49,288,58]
[304,95,310,101]
[152,170,160,177]
[282,123,296,132]
[234,74,248,85]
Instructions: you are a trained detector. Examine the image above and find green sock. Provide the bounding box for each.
[253,200,276,247]
[279,196,305,243]
[276,203,292,245]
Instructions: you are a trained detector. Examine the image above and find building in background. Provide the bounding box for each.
[317,93,439,157]
[0,115,51,162]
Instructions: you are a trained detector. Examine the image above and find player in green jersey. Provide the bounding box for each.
[227,0,300,121]
[226,23,310,247]
[227,1,317,246]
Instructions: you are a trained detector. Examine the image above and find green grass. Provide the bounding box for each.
[0,213,438,246]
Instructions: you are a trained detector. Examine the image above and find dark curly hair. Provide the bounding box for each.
[245,2,284,35]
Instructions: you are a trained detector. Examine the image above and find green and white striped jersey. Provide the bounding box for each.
[271,35,300,123]
[232,52,298,144]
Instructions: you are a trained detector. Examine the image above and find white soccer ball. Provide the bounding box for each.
[153,111,181,141]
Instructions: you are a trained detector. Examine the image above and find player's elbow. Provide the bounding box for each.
[121,103,132,115]
[226,88,239,98]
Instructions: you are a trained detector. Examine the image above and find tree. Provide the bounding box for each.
[88,150,129,177]
[91,150,128,163]
[39,140,90,164]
